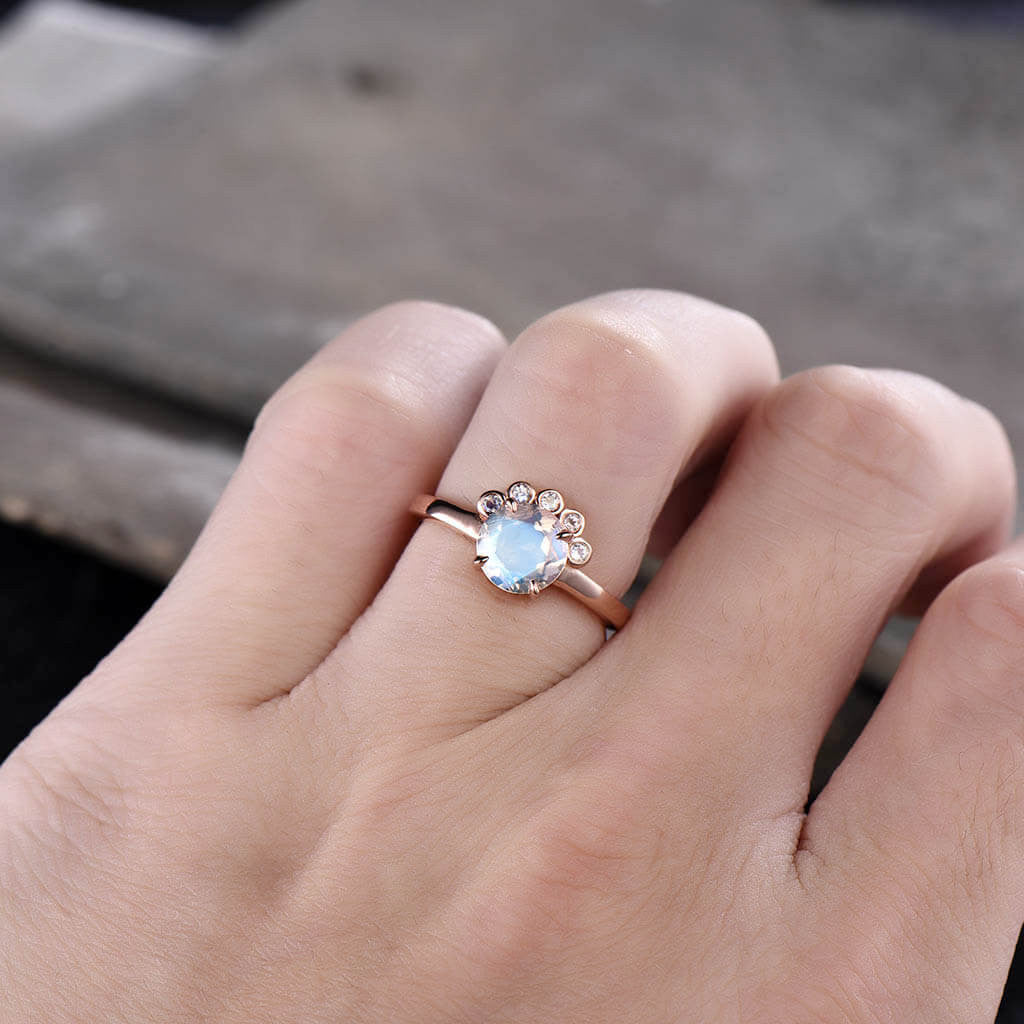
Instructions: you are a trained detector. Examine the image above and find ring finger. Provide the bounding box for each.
[323,289,779,738]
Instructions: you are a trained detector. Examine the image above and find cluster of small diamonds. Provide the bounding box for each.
[476,482,592,567]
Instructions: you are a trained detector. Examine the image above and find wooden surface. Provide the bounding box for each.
[0,344,239,576]
[0,1,213,145]
[0,0,1022,574]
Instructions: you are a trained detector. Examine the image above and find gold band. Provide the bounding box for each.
[410,495,631,630]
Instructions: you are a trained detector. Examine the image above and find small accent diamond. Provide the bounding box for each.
[477,490,506,518]
[508,481,535,505]
[560,509,584,535]
[537,489,563,513]
[568,539,592,565]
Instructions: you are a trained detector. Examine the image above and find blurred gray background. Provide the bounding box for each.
[0,0,1021,577]
[0,0,1023,1013]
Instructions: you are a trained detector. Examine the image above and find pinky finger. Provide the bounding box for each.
[798,540,1024,1023]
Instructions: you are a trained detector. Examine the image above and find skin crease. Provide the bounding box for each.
[1,290,1022,1024]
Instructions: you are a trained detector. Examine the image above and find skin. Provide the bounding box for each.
[1,289,1022,1023]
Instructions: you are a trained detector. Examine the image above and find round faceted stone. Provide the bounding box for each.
[477,490,506,517]
[508,481,535,505]
[560,509,584,535]
[537,489,564,513]
[568,539,592,565]
[476,505,568,594]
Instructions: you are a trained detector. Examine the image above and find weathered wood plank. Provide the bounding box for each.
[0,0,214,143]
[0,0,1021,582]
[0,0,1020,446]
[0,345,240,578]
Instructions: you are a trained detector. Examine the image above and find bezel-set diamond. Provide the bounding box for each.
[507,481,536,506]
[559,509,584,536]
[568,538,592,566]
[476,490,507,517]
[474,482,594,595]
[537,488,564,513]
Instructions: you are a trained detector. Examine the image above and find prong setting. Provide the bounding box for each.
[413,490,627,628]
[473,482,594,594]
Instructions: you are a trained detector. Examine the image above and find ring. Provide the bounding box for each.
[411,481,631,630]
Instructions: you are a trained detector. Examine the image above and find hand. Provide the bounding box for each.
[1,291,1020,1023]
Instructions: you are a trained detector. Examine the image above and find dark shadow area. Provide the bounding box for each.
[1005,962,1024,1024]
[825,0,1024,26]
[0,521,160,760]
[0,0,277,27]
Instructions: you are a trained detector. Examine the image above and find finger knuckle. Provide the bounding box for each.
[521,797,649,905]
[257,360,415,442]
[457,789,657,970]
[250,367,430,494]
[938,559,1024,693]
[251,300,504,483]
[952,558,1024,645]
[508,304,688,476]
[760,365,951,510]
[359,299,506,362]
[572,288,773,354]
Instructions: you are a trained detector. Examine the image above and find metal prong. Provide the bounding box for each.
[474,555,488,565]
[528,580,540,596]
[557,530,574,539]
[508,500,518,512]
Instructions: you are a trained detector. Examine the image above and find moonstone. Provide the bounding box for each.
[476,505,568,594]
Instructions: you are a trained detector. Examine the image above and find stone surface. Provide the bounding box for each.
[477,505,568,594]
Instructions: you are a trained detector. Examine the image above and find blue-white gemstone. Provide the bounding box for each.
[476,505,568,594]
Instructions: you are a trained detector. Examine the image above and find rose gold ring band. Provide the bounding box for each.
[410,495,631,630]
